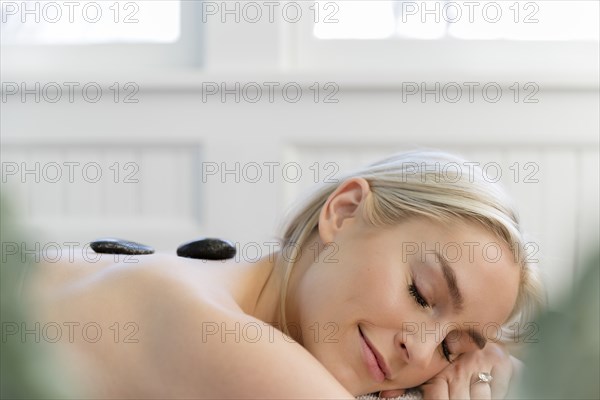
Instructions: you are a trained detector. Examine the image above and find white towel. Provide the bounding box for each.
[357,389,422,400]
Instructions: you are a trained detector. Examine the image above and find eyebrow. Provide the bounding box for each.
[434,250,464,312]
[434,251,487,350]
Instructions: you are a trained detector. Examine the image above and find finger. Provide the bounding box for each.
[379,389,406,399]
[470,374,492,400]
[421,379,450,400]
[448,377,471,400]
[490,358,512,399]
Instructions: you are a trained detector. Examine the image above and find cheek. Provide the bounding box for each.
[295,261,356,332]
[355,263,411,319]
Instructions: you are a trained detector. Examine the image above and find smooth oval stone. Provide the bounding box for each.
[177,238,236,260]
[90,238,154,255]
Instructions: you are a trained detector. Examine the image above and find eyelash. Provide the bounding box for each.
[408,283,429,308]
[407,282,454,363]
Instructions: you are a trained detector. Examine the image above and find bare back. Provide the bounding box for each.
[20,251,354,399]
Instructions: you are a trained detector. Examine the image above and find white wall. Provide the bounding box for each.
[1,4,598,308]
[2,84,598,307]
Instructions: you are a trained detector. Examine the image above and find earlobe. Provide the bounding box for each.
[317,177,371,244]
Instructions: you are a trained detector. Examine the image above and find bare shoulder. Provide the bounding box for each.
[33,254,353,399]
[171,294,355,399]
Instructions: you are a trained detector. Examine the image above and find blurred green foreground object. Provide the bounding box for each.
[0,194,76,399]
[514,251,600,399]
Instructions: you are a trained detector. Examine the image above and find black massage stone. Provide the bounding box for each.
[90,238,155,255]
[176,238,236,260]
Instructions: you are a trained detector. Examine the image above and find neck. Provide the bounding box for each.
[250,232,326,344]
[248,254,283,327]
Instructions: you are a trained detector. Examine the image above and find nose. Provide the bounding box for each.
[395,325,440,369]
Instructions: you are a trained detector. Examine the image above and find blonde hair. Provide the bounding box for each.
[274,150,545,344]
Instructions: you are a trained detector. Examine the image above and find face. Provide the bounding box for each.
[286,180,521,396]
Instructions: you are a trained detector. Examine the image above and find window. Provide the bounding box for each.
[1,0,201,71]
[291,1,599,85]
[314,1,599,41]
[1,0,180,45]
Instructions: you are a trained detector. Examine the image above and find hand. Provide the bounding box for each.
[417,342,516,400]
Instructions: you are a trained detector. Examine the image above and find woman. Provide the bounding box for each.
[21,150,544,399]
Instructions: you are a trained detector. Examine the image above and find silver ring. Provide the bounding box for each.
[472,372,493,385]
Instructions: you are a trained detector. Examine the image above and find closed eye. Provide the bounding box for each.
[408,282,429,308]
[408,278,454,363]
[441,340,454,363]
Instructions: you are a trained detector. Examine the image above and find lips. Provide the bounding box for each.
[359,326,390,383]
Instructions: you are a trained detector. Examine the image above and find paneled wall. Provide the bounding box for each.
[2,143,202,242]
[1,86,598,308]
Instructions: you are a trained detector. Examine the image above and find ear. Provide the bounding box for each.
[318,177,371,244]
